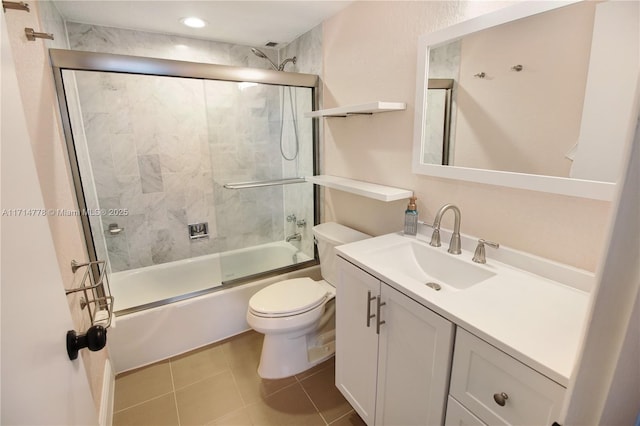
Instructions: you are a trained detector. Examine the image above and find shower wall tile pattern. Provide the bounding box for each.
[66,23,319,272]
[280,25,322,258]
[72,71,214,270]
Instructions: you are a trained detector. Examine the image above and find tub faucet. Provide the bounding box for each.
[430,204,462,255]
[286,233,302,242]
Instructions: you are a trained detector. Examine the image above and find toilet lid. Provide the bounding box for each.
[249,278,328,317]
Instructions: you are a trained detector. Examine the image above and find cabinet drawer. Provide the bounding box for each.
[450,329,565,426]
[445,396,486,426]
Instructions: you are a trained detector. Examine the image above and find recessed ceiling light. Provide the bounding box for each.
[180,17,207,28]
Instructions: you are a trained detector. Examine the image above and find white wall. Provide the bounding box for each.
[4,0,109,411]
[563,112,640,424]
[1,10,98,424]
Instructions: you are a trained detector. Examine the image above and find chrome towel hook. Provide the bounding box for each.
[3,1,29,12]
[25,27,54,41]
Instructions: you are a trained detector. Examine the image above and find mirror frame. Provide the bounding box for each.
[412,0,617,201]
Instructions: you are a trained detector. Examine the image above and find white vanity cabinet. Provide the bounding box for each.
[447,329,566,426]
[335,257,454,426]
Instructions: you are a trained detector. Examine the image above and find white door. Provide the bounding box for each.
[1,12,98,425]
[335,257,380,425]
[375,283,454,426]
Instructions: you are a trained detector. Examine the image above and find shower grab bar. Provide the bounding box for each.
[224,177,306,189]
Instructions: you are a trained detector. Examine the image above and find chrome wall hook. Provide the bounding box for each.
[474,72,486,79]
[511,64,524,72]
[25,27,54,41]
[3,1,29,12]
[70,259,90,273]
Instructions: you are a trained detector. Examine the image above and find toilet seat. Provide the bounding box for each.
[249,278,328,318]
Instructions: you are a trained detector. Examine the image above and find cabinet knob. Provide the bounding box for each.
[493,392,509,407]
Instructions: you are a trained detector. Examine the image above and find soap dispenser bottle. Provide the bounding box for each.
[404,196,418,236]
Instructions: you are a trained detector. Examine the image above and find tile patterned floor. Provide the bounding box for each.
[113,330,367,426]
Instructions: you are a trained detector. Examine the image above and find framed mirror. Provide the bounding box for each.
[412,0,639,200]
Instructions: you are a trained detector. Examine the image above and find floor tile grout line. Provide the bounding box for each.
[328,410,357,425]
[209,405,250,425]
[298,379,330,425]
[172,367,234,393]
[255,378,302,401]
[168,360,181,426]
[296,368,328,384]
[227,364,249,408]
[112,390,175,415]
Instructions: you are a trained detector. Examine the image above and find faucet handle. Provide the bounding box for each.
[472,239,500,264]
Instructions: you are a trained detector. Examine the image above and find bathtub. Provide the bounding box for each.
[107,241,318,373]
[110,241,312,313]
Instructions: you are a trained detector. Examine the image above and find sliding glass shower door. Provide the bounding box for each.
[54,50,318,311]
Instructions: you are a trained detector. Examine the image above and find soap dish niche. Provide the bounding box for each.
[189,222,209,240]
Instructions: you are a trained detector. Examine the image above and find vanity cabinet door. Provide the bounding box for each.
[335,257,381,425]
[375,283,455,426]
[336,257,455,426]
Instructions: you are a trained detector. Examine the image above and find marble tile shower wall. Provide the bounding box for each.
[66,22,319,272]
[206,80,287,252]
[280,25,322,258]
[74,71,216,271]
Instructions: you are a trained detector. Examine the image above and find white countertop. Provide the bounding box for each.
[335,230,593,387]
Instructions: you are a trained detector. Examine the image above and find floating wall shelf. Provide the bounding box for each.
[306,175,413,202]
[304,102,406,118]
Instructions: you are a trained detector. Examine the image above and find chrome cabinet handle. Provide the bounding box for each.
[376,296,386,334]
[493,392,509,407]
[366,291,376,327]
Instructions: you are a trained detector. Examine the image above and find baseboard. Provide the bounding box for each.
[99,358,115,426]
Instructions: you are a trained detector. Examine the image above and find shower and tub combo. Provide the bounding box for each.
[51,48,322,372]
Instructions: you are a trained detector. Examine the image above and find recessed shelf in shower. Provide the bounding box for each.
[189,222,209,240]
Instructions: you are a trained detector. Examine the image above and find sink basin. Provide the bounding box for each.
[367,240,495,290]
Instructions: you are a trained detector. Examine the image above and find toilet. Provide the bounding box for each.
[246,222,370,379]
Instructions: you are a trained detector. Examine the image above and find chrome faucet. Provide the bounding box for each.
[286,233,302,242]
[430,204,462,255]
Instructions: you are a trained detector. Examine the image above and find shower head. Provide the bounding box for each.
[250,47,268,59]
[251,47,279,71]
[251,47,297,71]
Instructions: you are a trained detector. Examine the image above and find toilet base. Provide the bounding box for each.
[257,329,335,379]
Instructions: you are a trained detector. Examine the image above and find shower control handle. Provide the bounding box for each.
[366,291,376,327]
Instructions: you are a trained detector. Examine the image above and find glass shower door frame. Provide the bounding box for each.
[49,48,321,287]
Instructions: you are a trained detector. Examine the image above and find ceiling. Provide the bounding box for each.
[53,1,353,48]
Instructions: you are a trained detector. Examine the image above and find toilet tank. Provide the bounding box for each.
[312,222,370,285]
